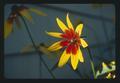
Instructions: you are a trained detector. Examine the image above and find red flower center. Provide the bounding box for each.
[60,29,81,55]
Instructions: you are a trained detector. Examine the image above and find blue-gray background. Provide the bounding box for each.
[4,4,115,79]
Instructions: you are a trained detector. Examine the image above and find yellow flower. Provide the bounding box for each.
[96,61,116,78]
[106,73,115,79]
[46,13,88,70]
[4,5,47,39]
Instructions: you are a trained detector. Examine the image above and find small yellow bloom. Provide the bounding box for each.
[106,73,115,79]
[96,61,116,79]
[106,73,112,79]
[46,13,88,70]
[4,5,46,39]
[102,62,108,68]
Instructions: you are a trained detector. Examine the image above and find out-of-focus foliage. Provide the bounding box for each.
[21,43,61,59]
[21,43,51,56]
[96,61,115,79]
[106,72,115,79]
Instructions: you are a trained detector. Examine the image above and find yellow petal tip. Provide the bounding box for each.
[58,64,62,68]
[80,60,84,63]
[45,31,48,34]
[45,31,51,36]
[47,47,52,51]
[67,13,69,17]
[73,66,77,70]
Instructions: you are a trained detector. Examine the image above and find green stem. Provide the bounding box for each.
[20,15,55,79]
[86,47,97,79]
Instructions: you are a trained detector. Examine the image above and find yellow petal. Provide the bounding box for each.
[56,17,68,32]
[106,73,112,79]
[71,53,79,70]
[102,62,108,68]
[46,31,62,38]
[19,9,32,22]
[66,13,74,30]
[39,45,51,56]
[58,49,71,67]
[48,41,62,51]
[75,23,83,36]
[78,48,84,62]
[29,8,47,16]
[80,38,88,48]
[4,20,13,39]
[111,61,115,65]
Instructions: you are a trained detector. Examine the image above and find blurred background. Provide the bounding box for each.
[4,4,115,79]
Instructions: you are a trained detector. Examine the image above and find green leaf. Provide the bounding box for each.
[96,61,115,78]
